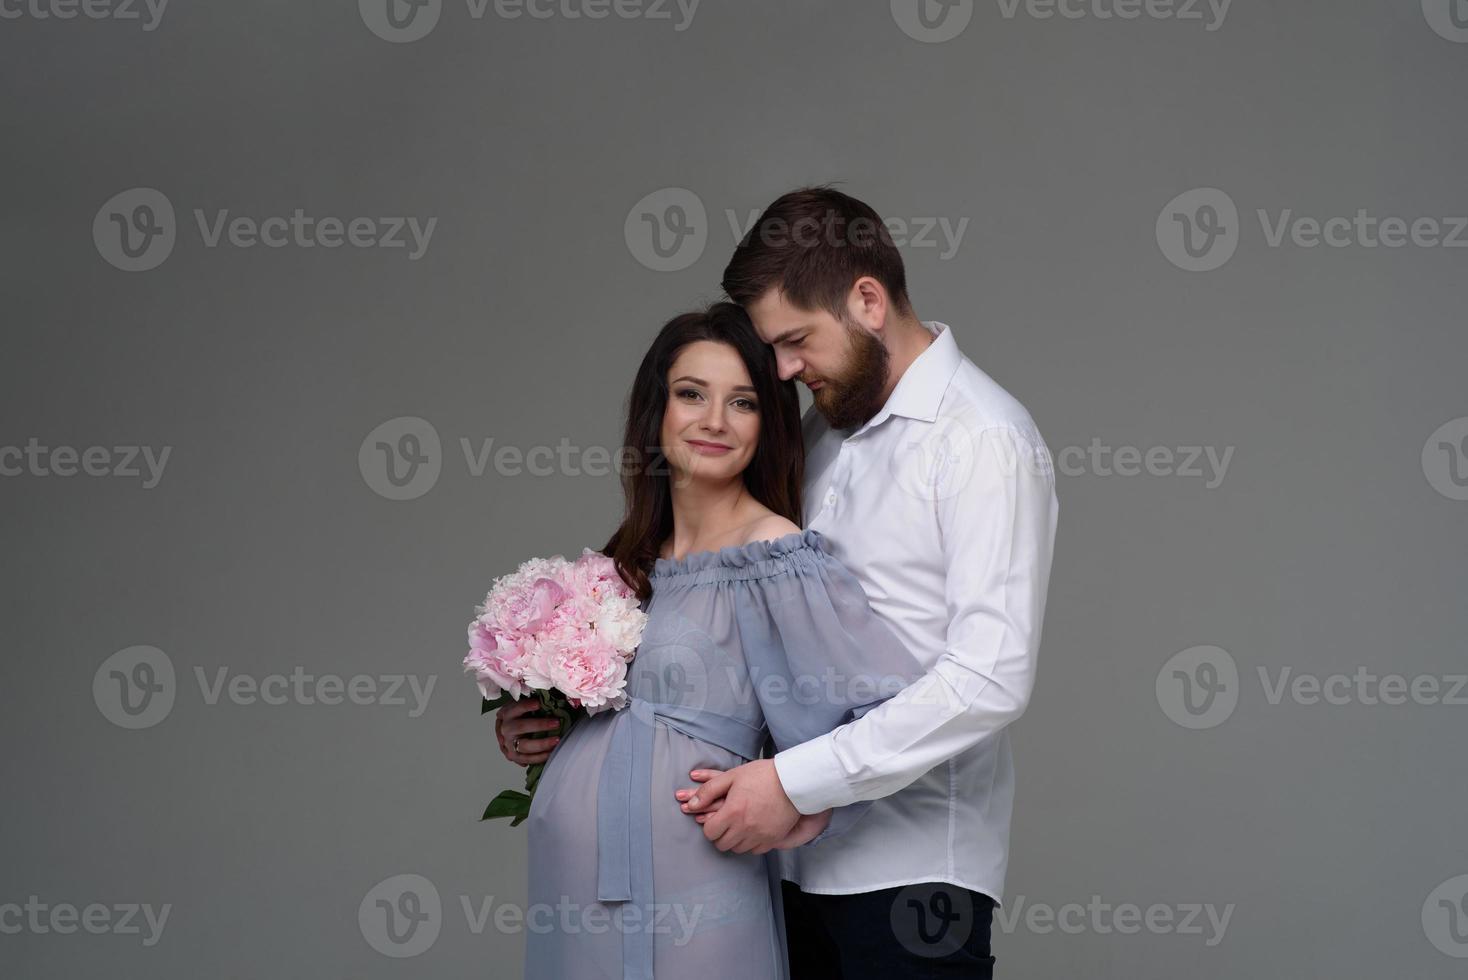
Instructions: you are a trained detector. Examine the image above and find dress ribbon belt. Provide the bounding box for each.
[594,696,766,980]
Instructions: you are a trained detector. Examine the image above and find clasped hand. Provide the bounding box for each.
[673,759,831,854]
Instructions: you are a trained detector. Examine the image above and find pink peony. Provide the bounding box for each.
[464,621,529,701]
[500,576,566,636]
[546,635,629,713]
[463,548,644,708]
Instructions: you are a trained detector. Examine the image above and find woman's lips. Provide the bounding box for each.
[686,440,732,455]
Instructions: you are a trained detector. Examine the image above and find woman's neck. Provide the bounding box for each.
[663,476,760,559]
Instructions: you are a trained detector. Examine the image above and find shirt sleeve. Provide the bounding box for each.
[734,546,927,840]
[773,425,1060,814]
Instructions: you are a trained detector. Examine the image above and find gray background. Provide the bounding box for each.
[3,0,1466,977]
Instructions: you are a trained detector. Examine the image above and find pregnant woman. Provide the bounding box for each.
[494,302,921,980]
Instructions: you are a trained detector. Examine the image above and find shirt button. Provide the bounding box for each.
[825,491,837,506]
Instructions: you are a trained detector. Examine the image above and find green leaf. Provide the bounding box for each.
[481,790,531,822]
[481,694,509,714]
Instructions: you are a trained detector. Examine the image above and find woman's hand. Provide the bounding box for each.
[495,697,561,766]
[683,798,833,850]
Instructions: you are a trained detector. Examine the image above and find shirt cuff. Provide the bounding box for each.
[773,733,858,814]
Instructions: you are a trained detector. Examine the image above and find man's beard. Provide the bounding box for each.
[810,322,891,431]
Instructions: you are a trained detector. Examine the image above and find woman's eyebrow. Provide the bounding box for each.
[671,376,756,392]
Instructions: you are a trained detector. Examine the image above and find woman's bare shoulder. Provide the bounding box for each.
[739,512,802,546]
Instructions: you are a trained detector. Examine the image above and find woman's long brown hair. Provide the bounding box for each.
[602,302,804,601]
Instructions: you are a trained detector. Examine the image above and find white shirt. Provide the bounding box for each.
[774,320,1060,902]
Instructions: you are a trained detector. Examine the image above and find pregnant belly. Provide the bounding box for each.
[526,710,752,856]
[525,709,613,850]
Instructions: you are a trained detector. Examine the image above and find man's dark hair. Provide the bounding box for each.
[721,186,912,318]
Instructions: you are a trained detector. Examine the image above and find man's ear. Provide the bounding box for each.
[847,276,889,335]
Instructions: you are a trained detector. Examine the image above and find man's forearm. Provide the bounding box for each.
[774,664,1031,814]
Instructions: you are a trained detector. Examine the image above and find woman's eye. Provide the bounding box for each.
[676,388,702,400]
[734,399,757,411]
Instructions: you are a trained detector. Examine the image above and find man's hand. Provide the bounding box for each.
[673,759,820,854]
[676,786,832,849]
[776,809,833,849]
[494,697,560,766]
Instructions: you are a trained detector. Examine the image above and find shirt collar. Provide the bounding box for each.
[852,320,962,435]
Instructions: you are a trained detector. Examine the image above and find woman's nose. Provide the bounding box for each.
[701,402,727,431]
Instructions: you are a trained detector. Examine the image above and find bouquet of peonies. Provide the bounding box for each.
[464,548,646,825]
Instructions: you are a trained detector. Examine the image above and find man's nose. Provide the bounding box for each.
[776,355,803,382]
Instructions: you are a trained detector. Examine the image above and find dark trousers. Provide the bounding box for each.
[782,879,997,978]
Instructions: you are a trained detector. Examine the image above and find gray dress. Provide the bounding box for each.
[524,528,923,980]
